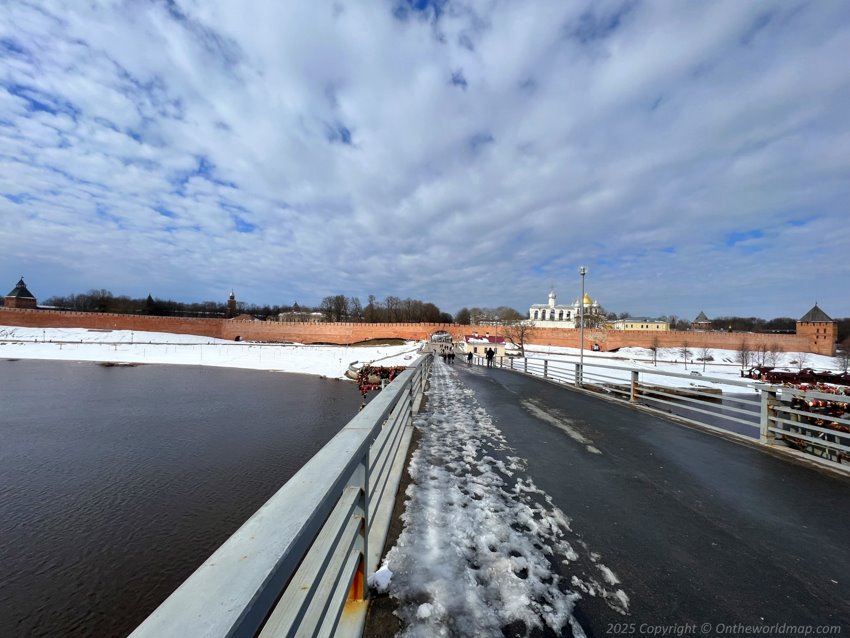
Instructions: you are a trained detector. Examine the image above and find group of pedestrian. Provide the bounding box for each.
[438,344,455,364]
[433,341,495,367]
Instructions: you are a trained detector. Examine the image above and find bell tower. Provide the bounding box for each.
[226,290,236,318]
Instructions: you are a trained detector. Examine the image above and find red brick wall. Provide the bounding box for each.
[0,308,834,355]
[795,321,839,356]
[0,308,227,338]
[3,297,37,309]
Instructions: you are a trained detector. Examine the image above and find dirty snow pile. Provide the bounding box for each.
[376,360,628,637]
[0,326,420,379]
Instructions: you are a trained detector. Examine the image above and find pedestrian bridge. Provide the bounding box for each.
[132,353,850,637]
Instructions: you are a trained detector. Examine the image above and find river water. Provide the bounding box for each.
[0,360,361,637]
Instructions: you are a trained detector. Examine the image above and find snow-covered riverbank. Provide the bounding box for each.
[0,326,421,379]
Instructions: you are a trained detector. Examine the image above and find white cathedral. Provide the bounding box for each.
[528,290,602,329]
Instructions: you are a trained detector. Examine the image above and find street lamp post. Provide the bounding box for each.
[578,266,587,386]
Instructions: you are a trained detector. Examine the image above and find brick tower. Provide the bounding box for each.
[796,304,837,356]
[4,277,37,309]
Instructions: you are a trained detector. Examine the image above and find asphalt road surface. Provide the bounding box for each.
[456,363,850,637]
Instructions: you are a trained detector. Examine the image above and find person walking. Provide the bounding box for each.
[467,351,473,365]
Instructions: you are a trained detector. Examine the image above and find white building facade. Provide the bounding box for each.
[528,290,602,329]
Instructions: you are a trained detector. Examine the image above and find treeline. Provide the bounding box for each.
[42,289,459,324]
[453,306,524,325]
[685,315,849,342]
[625,314,849,342]
[705,316,798,333]
[43,289,315,320]
[319,295,454,323]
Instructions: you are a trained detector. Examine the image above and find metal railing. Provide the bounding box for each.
[765,386,850,472]
[131,353,432,638]
[475,354,849,474]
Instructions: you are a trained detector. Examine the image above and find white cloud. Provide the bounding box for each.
[1,0,849,319]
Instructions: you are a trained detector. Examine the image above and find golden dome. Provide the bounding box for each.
[583,293,592,305]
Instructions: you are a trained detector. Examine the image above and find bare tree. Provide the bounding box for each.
[320,295,350,322]
[455,307,471,325]
[699,342,711,372]
[503,320,536,356]
[679,341,692,369]
[795,352,810,371]
[583,312,609,329]
[736,340,751,371]
[384,296,401,322]
[753,343,768,367]
[650,335,660,366]
[836,337,850,373]
[348,297,363,321]
[765,343,780,367]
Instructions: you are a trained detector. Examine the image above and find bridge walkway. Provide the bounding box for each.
[375,357,850,636]
[457,360,850,632]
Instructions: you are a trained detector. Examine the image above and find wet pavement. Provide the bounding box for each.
[455,363,850,636]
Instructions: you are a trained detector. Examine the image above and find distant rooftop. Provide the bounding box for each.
[6,277,36,299]
[799,304,833,323]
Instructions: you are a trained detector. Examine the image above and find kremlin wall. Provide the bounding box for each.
[0,306,835,356]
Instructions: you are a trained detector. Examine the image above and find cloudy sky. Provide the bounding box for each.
[1,1,849,320]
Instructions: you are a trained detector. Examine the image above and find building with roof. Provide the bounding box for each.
[609,317,669,331]
[528,290,602,329]
[796,303,837,356]
[690,311,712,331]
[462,332,507,357]
[4,277,37,309]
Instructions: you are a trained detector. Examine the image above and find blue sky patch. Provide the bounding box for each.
[327,123,353,145]
[393,0,448,21]
[0,37,29,59]
[233,215,256,233]
[5,83,80,118]
[571,1,637,44]
[785,216,817,228]
[725,229,764,247]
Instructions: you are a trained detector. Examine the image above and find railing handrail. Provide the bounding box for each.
[516,353,765,389]
[484,354,849,475]
[131,354,432,638]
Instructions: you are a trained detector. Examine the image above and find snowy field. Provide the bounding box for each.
[0,326,421,379]
[515,343,842,394]
[525,343,838,375]
[2,325,839,387]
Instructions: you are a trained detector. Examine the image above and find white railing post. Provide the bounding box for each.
[575,363,582,387]
[630,370,638,402]
[759,386,778,445]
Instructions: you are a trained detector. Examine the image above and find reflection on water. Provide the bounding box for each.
[0,360,360,637]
